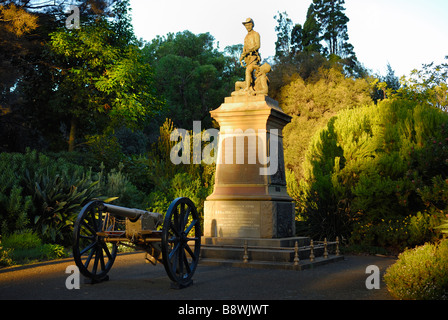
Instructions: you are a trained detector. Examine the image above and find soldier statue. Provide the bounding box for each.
[233,18,271,96]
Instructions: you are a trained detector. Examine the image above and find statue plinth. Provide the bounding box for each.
[203,95,295,239]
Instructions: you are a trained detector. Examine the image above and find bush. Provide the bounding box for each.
[1,229,42,249]
[144,119,215,219]
[0,230,68,266]
[0,150,99,240]
[281,66,373,181]
[85,133,125,170]
[26,167,99,245]
[384,240,448,300]
[0,237,13,267]
[298,99,448,245]
[350,212,443,253]
[39,244,67,260]
[0,149,148,245]
[98,162,147,209]
[0,186,32,235]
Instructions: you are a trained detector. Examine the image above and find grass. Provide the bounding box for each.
[0,230,68,268]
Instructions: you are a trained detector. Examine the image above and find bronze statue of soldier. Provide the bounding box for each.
[233,18,270,96]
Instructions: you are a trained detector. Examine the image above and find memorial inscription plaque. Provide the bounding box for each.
[215,202,260,238]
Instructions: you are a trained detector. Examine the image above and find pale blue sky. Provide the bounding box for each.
[130,0,448,78]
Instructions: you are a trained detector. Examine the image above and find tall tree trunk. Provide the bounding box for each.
[68,117,77,152]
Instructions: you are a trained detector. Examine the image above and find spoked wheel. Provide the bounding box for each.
[73,200,119,283]
[161,197,201,288]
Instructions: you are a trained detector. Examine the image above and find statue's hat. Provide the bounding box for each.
[242,18,254,25]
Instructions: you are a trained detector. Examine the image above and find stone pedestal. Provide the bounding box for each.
[203,95,295,239]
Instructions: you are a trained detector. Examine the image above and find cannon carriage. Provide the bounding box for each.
[72,197,201,288]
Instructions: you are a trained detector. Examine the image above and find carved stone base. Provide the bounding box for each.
[204,95,295,240]
[203,200,295,239]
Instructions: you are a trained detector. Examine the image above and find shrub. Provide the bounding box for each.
[29,170,99,244]
[0,152,36,234]
[144,119,216,219]
[98,162,147,209]
[85,133,125,170]
[0,149,149,246]
[281,67,373,181]
[1,230,42,249]
[349,212,443,253]
[39,244,68,260]
[384,240,448,300]
[0,230,68,265]
[0,237,13,267]
[0,150,101,240]
[0,186,32,235]
[298,99,448,245]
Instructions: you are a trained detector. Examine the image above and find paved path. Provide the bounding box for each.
[0,252,395,301]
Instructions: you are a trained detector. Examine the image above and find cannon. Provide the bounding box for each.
[72,197,201,288]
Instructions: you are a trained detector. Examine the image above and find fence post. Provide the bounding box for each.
[309,240,315,262]
[293,241,300,267]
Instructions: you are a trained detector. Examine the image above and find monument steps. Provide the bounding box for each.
[199,236,344,271]
[199,255,344,271]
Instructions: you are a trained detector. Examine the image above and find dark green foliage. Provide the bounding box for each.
[0,150,99,243]
[274,11,293,60]
[25,167,99,244]
[301,4,323,54]
[312,0,353,58]
[142,31,238,130]
[1,229,42,250]
[97,162,147,209]
[143,119,215,219]
[0,230,67,266]
[114,127,148,156]
[0,150,145,245]
[298,99,448,247]
[2,0,163,152]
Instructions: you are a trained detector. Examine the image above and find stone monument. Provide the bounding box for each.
[200,18,344,269]
[203,18,295,240]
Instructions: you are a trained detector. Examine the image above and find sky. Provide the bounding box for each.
[129,0,448,78]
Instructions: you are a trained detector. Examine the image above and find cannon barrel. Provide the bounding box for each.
[104,203,149,220]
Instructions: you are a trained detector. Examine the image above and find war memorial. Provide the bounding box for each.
[201,18,343,269]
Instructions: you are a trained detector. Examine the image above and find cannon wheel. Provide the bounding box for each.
[161,197,201,288]
[73,200,118,283]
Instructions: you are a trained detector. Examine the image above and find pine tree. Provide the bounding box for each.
[274,11,293,60]
[290,23,303,55]
[312,0,354,58]
[384,63,401,91]
[301,4,322,53]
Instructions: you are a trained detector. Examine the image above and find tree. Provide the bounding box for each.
[280,66,373,181]
[45,0,163,151]
[384,63,401,91]
[290,23,303,55]
[143,30,237,130]
[312,0,354,58]
[299,99,448,243]
[0,0,131,152]
[0,0,115,97]
[301,3,322,54]
[396,57,448,111]
[371,63,401,102]
[273,11,293,61]
[223,44,245,82]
